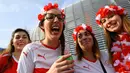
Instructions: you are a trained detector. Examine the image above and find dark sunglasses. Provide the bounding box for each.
[45,13,64,21]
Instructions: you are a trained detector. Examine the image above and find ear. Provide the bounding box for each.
[40,26,44,32]
[40,25,44,30]
[39,21,44,31]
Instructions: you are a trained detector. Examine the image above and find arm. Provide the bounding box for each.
[17,45,34,73]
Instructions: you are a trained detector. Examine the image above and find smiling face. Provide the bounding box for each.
[12,31,30,51]
[101,14,123,33]
[77,30,93,52]
[40,9,64,41]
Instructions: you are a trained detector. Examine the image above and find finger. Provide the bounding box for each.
[59,63,74,71]
[57,54,72,62]
[57,60,74,67]
[62,69,74,73]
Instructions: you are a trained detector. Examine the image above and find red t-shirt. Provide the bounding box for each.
[0,54,18,73]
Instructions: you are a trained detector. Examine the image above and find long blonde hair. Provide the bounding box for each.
[103,15,130,63]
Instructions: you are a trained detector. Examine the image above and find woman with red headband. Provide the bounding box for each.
[17,3,74,73]
[96,5,130,73]
[72,23,115,73]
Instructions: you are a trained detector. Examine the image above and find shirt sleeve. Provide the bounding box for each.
[17,44,34,73]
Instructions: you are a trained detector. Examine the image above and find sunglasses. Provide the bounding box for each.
[45,13,64,21]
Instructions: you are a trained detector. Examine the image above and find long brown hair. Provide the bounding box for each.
[102,15,130,63]
[38,11,66,55]
[75,31,101,61]
[0,28,31,73]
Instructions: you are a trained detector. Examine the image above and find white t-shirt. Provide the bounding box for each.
[74,51,115,73]
[17,41,70,73]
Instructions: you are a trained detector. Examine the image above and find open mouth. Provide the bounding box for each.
[51,26,60,32]
[18,42,25,46]
[81,39,89,44]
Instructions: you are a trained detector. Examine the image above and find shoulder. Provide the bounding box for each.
[100,50,108,57]
[23,41,42,51]
[0,53,11,63]
[100,50,109,62]
[0,53,10,58]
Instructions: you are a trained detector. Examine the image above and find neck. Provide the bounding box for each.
[42,38,59,48]
[83,48,96,61]
[116,27,125,34]
[13,51,21,61]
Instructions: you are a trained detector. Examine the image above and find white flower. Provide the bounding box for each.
[114,60,120,66]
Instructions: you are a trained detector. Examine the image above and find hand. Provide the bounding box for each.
[46,54,74,73]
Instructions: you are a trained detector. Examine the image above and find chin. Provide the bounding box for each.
[17,46,24,50]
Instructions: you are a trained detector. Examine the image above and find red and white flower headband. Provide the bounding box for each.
[38,3,65,21]
[72,24,93,41]
[95,5,127,27]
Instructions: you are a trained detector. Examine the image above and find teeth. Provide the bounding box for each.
[52,26,59,29]
[51,26,60,32]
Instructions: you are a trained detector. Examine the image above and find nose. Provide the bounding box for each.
[82,34,87,39]
[106,23,111,28]
[106,19,111,28]
[19,37,24,41]
[53,16,59,22]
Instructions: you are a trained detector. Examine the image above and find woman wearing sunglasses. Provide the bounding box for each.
[72,24,115,73]
[17,3,74,73]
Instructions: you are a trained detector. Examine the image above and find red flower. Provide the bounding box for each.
[95,5,127,26]
[72,24,93,41]
[48,3,52,10]
[118,66,127,73]
[38,14,44,21]
[75,26,84,33]
[72,34,76,41]
[44,5,48,11]
[113,52,121,61]
[38,3,65,21]
[126,61,130,69]
[114,63,125,72]
[53,3,58,9]
[122,47,130,56]
[86,26,92,32]
[121,34,129,41]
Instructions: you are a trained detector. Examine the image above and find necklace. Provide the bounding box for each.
[111,32,130,72]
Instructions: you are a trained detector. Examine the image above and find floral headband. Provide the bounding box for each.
[95,5,127,27]
[38,3,65,21]
[72,24,93,41]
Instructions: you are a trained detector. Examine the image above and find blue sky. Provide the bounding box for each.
[0,0,79,48]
